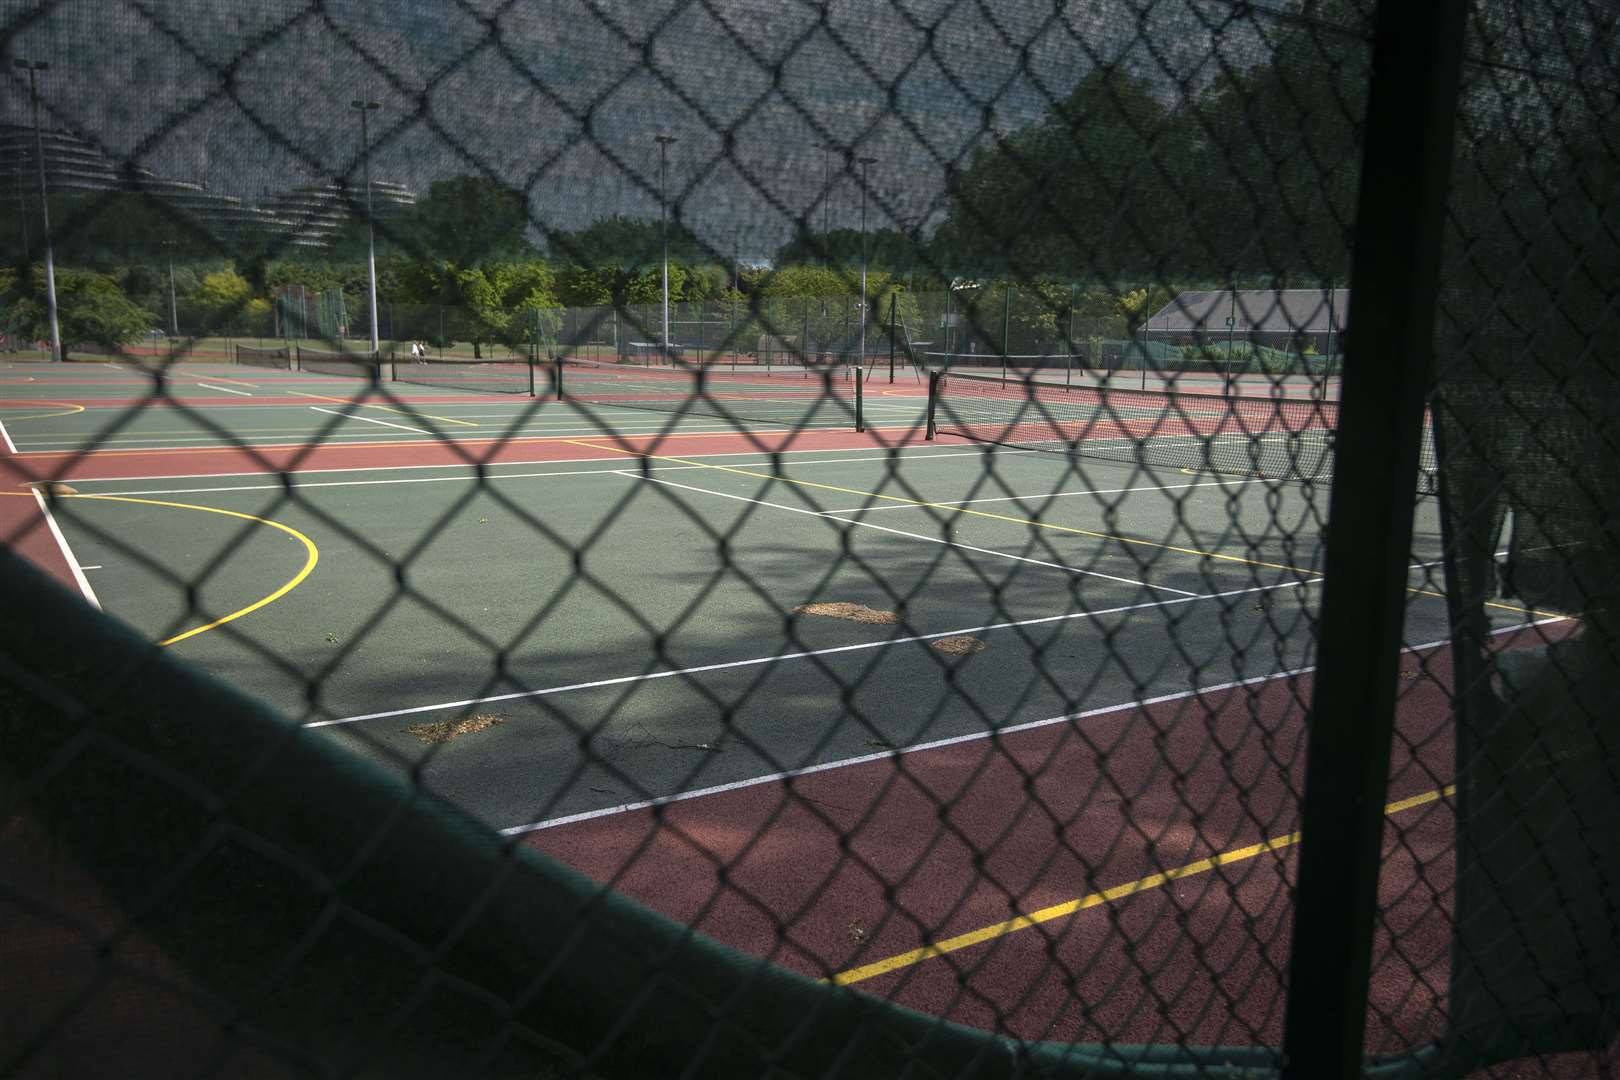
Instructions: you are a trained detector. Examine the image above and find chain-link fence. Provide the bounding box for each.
[1,1,1616,1078]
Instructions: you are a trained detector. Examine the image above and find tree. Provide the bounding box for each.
[773,227,926,271]
[395,176,532,266]
[189,268,254,334]
[549,215,711,268]
[2,267,150,356]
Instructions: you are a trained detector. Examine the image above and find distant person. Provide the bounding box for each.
[410,340,422,360]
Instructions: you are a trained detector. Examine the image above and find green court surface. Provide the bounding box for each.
[8,356,1519,834]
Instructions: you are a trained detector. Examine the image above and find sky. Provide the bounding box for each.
[0,0,1309,259]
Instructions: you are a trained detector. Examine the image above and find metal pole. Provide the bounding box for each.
[1001,282,1011,380]
[1279,3,1468,1076]
[1324,280,1338,395]
[656,133,677,366]
[858,155,875,375]
[351,99,381,355]
[168,252,179,337]
[1066,282,1076,389]
[14,148,28,257]
[1228,287,1237,392]
[821,144,832,260]
[18,61,60,363]
[887,292,896,384]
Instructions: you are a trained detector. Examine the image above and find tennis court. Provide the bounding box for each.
[1,354,1553,1051]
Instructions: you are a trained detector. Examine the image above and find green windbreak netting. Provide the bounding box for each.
[0,2,1616,1078]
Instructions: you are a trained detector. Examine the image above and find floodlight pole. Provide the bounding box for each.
[1228,287,1237,391]
[14,149,27,257]
[821,143,833,260]
[858,155,875,371]
[656,133,677,365]
[165,241,179,337]
[350,100,381,354]
[17,60,59,363]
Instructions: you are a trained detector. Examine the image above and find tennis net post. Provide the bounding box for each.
[925,369,939,440]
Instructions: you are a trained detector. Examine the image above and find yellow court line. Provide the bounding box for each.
[288,389,479,428]
[4,491,320,646]
[0,401,87,421]
[827,784,1457,987]
[566,440,1316,577]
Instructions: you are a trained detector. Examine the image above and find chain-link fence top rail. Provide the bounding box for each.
[0,1,1615,1078]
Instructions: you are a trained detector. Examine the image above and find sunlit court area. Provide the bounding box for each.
[2,4,1617,1079]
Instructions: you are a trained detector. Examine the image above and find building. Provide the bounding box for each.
[258,180,416,249]
[1142,288,1347,356]
[0,124,413,253]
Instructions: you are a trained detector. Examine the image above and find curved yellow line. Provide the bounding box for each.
[67,494,319,646]
[2,400,86,421]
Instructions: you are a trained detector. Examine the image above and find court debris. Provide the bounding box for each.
[930,635,987,657]
[404,712,506,745]
[792,601,899,625]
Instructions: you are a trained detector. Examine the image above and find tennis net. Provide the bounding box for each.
[928,368,1436,487]
[919,351,1083,372]
[393,356,536,396]
[561,357,863,431]
[235,344,292,370]
[297,346,390,383]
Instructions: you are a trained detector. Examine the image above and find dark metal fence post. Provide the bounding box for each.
[925,369,939,440]
[1280,3,1469,1078]
[888,292,896,384]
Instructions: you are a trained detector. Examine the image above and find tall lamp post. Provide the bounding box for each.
[655,133,678,365]
[820,143,833,261]
[350,99,381,354]
[857,155,876,370]
[164,240,179,339]
[16,59,59,363]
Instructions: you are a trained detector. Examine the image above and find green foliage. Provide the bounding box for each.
[773,227,925,271]
[549,215,710,267]
[1114,287,1151,329]
[753,265,858,298]
[396,176,533,266]
[2,266,151,353]
[190,268,254,332]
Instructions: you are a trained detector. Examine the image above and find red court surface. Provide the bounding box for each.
[0,425,931,484]
[525,624,1559,1050]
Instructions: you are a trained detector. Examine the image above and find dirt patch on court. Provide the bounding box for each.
[404,713,506,745]
[793,601,899,625]
[930,635,987,657]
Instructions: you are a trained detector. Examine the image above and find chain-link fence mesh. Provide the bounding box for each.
[0,1,1616,1077]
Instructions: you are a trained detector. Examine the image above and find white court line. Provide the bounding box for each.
[0,414,15,454]
[15,423,682,448]
[196,383,253,397]
[311,576,1318,732]
[31,487,101,609]
[99,464,678,498]
[63,445,1034,496]
[817,477,1261,515]
[628,471,1200,596]
[308,406,427,435]
[11,420,911,456]
[499,616,1563,837]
